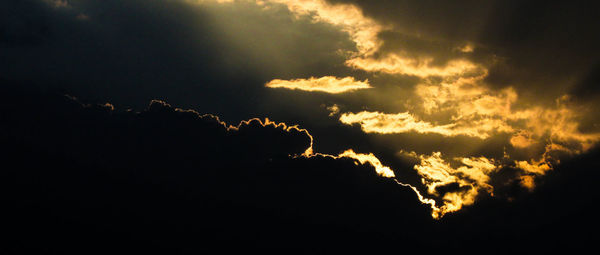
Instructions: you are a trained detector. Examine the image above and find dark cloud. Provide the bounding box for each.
[0,0,356,123]
[1,83,599,253]
[0,83,430,253]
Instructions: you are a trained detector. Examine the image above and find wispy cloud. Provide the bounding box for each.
[266,76,371,93]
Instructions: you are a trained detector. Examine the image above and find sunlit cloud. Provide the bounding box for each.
[339,76,600,206]
[268,0,484,79]
[456,43,475,53]
[303,149,447,218]
[519,175,536,191]
[266,76,371,93]
[509,132,536,148]
[335,69,600,216]
[196,0,382,55]
[202,0,482,79]
[338,149,395,177]
[196,0,600,219]
[346,55,484,78]
[515,159,551,175]
[149,100,316,156]
[268,0,382,56]
[338,110,512,139]
[411,152,497,218]
[326,104,340,116]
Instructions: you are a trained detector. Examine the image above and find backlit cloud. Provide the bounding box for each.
[266,76,371,93]
[412,152,497,218]
[204,0,482,79]
[13,0,600,220]
[337,149,395,177]
[337,74,600,215]
[200,0,600,218]
[339,110,513,139]
[270,0,484,79]
[346,55,484,78]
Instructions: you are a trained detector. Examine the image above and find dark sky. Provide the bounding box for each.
[2,0,599,253]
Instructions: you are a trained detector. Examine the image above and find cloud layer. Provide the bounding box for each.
[208,0,600,216]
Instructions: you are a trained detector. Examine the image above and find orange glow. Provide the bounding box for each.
[516,159,551,175]
[166,94,599,219]
[510,132,536,148]
[338,110,512,139]
[411,152,498,218]
[327,104,340,116]
[338,149,395,177]
[346,55,483,78]
[197,0,600,219]
[457,43,475,53]
[265,0,484,78]
[149,100,317,157]
[268,0,383,56]
[203,0,483,79]
[337,75,600,210]
[266,76,371,93]
[519,176,536,191]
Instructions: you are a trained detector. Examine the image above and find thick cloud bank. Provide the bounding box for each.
[1,83,599,253]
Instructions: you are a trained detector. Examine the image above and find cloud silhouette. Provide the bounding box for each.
[1,81,600,253]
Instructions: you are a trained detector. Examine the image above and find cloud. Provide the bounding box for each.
[5,0,600,224]
[326,104,340,116]
[1,84,445,252]
[272,0,485,79]
[267,0,382,56]
[172,0,600,218]
[509,132,535,148]
[411,152,497,218]
[3,78,600,252]
[266,76,371,93]
[336,70,600,209]
[331,0,600,97]
[346,55,484,78]
[209,0,484,79]
[234,0,600,214]
[337,149,395,177]
[338,110,511,139]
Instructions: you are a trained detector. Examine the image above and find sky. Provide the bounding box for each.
[2,0,600,253]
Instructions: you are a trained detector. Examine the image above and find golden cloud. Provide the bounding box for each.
[336,73,600,217]
[338,110,511,139]
[268,0,383,56]
[509,132,536,148]
[200,0,600,219]
[346,55,484,78]
[266,76,371,93]
[206,0,481,79]
[519,175,536,191]
[327,104,340,116]
[338,149,396,177]
[411,152,497,218]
